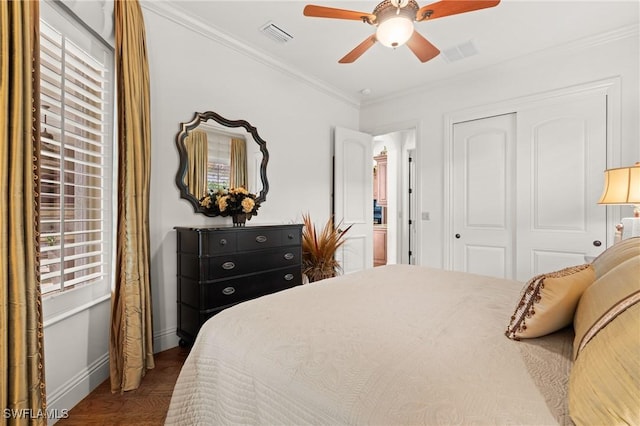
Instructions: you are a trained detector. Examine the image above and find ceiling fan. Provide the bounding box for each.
[303,0,500,63]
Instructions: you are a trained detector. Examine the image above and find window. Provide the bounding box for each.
[38,2,114,298]
[205,131,231,192]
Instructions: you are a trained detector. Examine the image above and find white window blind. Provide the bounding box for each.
[207,133,232,192]
[39,13,114,296]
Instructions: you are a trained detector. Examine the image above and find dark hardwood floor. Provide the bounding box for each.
[57,346,190,425]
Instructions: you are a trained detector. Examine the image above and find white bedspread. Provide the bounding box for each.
[165,265,569,425]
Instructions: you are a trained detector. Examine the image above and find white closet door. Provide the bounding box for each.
[516,93,607,281]
[334,127,374,273]
[452,114,516,279]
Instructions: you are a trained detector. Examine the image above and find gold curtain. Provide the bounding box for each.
[230,137,247,189]
[110,0,155,393]
[0,0,47,423]
[185,130,208,199]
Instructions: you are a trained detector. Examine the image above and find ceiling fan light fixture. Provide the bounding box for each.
[376,15,413,47]
[302,0,499,63]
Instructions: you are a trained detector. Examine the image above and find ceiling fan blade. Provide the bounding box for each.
[339,35,377,63]
[406,31,440,63]
[303,5,375,22]
[416,0,500,21]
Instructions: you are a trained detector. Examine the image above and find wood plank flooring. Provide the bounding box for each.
[56,346,190,425]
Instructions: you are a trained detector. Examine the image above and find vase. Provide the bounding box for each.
[232,213,247,227]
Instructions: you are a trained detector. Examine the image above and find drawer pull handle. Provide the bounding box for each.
[284,273,294,281]
[256,235,268,243]
[219,238,227,246]
[222,286,235,295]
[222,261,235,270]
[284,252,294,260]
[287,234,294,240]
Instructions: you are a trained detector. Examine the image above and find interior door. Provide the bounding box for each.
[515,93,607,280]
[334,127,373,274]
[452,114,516,278]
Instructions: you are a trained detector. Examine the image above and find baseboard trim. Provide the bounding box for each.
[46,352,109,424]
[154,326,179,353]
[46,328,179,423]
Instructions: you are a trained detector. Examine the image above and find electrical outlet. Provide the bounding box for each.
[422,212,430,221]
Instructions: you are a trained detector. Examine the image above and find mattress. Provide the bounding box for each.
[165,264,572,425]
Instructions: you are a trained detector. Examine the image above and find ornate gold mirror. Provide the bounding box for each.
[175,111,269,216]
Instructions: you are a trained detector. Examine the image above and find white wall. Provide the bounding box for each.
[142,5,360,351]
[43,0,359,416]
[360,26,640,269]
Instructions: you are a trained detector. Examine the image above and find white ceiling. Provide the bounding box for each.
[159,0,639,103]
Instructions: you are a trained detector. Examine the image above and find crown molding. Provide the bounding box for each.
[141,1,360,108]
[362,23,639,107]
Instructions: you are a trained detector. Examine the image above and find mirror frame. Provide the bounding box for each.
[175,111,269,216]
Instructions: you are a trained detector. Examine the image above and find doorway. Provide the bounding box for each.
[333,126,417,274]
[372,129,416,267]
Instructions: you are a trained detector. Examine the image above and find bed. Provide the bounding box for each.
[165,238,640,425]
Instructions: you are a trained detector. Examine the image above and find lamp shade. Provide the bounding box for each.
[598,163,640,204]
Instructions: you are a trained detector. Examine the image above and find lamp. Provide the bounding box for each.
[375,1,415,48]
[598,162,640,240]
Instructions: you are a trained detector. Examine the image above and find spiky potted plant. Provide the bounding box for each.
[301,213,352,283]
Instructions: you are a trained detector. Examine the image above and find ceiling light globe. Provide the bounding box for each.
[376,16,414,48]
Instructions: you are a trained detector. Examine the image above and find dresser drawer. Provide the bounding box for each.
[236,228,283,251]
[184,266,302,310]
[180,247,301,281]
[280,227,301,246]
[201,231,237,255]
[236,227,301,251]
[206,248,301,279]
[177,229,237,256]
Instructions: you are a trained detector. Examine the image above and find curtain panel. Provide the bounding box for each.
[110,0,155,393]
[185,130,208,199]
[230,137,247,189]
[0,0,47,423]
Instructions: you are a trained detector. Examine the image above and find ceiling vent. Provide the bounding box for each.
[441,40,479,63]
[260,21,294,44]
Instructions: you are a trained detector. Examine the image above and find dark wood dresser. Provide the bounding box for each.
[175,224,303,346]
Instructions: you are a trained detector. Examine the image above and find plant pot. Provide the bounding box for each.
[232,213,247,227]
[304,267,336,283]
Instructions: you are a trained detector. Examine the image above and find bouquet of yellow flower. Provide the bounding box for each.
[199,187,260,218]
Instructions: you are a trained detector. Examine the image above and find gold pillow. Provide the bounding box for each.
[591,236,640,279]
[569,303,640,425]
[573,255,640,360]
[505,264,595,340]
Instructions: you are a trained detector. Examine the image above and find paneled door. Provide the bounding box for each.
[451,91,608,281]
[452,114,516,279]
[515,93,607,281]
[334,127,374,273]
